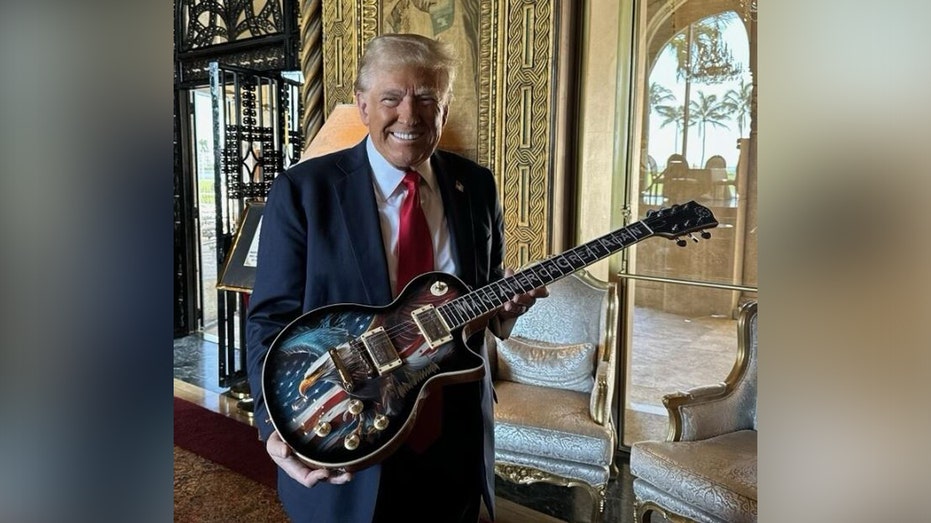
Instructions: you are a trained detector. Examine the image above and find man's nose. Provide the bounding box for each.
[397,97,420,126]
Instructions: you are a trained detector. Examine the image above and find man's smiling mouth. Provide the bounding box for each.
[391,131,421,141]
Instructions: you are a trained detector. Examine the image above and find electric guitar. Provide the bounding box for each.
[261,201,718,471]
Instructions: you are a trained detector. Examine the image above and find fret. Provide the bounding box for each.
[438,305,457,329]
[493,280,514,301]
[477,286,498,310]
[441,303,458,326]
[532,263,555,281]
[582,242,602,262]
[514,271,538,293]
[564,250,586,269]
[480,292,497,311]
[554,255,575,273]
[461,294,486,316]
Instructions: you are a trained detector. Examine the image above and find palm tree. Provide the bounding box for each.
[722,78,752,137]
[688,91,730,166]
[649,82,675,111]
[654,104,687,153]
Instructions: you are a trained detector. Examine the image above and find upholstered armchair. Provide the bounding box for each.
[630,300,758,523]
[487,269,619,522]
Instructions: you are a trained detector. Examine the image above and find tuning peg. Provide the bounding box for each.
[687,233,699,243]
[701,231,711,239]
[348,399,364,415]
[676,238,687,247]
[373,414,389,430]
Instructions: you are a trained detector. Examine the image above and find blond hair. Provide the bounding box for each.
[355,33,458,103]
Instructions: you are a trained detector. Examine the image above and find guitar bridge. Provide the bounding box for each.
[360,327,403,375]
[412,305,453,348]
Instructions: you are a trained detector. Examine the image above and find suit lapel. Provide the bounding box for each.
[332,141,393,305]
[433,153,478,289]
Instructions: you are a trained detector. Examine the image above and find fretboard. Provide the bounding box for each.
[437,220,654,329]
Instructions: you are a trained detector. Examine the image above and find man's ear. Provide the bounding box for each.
[355,92,370,125]
[440,102,450,127]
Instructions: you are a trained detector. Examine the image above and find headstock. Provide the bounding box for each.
[643,201,719,246]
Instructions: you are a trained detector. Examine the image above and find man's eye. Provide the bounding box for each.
[381,98,399,106]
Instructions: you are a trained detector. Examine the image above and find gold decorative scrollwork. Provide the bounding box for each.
[497,0,554,267]
[494,463,607,519]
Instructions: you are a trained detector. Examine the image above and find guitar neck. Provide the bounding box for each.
[437,219,655,330]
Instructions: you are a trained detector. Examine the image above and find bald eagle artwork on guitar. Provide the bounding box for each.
[261,201,718,471]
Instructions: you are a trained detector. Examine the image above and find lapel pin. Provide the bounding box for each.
[455,181,464,192]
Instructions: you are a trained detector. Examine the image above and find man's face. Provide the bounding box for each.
[356,66,449,170]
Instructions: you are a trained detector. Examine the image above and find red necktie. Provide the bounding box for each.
[396,170,441,452]
[396,170,435,295]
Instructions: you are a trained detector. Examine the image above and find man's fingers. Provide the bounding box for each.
[266,432,291,459]
[286,463,330,488]
[328,471,354,484]
[265,433,354,488]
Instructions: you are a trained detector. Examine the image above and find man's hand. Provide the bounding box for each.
[497,267,549,322]
[266,431,353,488]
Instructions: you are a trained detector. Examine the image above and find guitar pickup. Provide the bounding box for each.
[360,327,403,375]
[412,305,453,348]
[328,347,356,392]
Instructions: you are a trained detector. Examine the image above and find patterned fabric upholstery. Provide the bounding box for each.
[496,336,596,393]
[494,381,614,485]
[489,269,618,521]
[631,430,757,522]
[630,301,758,523]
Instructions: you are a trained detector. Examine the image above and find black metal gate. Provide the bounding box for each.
[208,62,303,395]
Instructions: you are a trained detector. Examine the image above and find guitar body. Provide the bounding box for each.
[262,271,483,471]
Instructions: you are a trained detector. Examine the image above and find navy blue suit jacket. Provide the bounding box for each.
[246,139,503,522]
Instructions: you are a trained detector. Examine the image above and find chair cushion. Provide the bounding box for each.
[493,381,614,469]
[496,336,595,393]
[630,430,757,523]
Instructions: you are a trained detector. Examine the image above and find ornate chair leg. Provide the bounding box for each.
[584,484,606,523]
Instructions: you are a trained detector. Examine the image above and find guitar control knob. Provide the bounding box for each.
[676,238,687,247]
[701,231,712,239]
[314,421,332,437]
[348,399,364,415]
[373,414,389,430]
[344,433,360,450]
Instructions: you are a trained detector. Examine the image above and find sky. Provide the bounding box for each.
[647,11,752,172]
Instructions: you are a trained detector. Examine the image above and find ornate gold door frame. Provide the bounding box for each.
[300,0,579,267]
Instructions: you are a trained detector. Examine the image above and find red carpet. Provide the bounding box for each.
[173,397,277,490]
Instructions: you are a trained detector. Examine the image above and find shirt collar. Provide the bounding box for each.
[366,136,436,201]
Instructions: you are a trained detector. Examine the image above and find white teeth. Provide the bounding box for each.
[392,132,417,140]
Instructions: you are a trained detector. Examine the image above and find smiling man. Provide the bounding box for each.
[246,33,547,523]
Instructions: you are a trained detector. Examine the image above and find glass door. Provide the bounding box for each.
[621,0,758,447]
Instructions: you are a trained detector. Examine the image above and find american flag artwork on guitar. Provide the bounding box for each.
[262,274,482,470]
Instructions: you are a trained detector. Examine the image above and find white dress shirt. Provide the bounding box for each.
[366,137,457,296]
